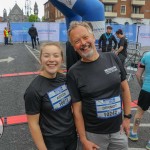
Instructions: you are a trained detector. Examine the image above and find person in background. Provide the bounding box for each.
[24,42,77,150]
[98,26,117,52]
[8,29,13,45]
[3,27,9,45]
[129,51,150,150]
[115,29,128,65]
[28,24,38,49]
[67,21,131,150]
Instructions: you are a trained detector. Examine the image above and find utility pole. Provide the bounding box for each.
[136,25,140,49]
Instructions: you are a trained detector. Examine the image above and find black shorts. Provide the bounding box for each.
[138,89,150,111]
[43,133,77,150]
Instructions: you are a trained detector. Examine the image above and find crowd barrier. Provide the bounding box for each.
[0,22,150,47]
[125,42,142,81]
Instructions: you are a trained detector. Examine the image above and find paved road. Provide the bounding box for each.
[0,43,149,150]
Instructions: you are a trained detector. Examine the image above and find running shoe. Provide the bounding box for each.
[146,141,150,150]
[129,130,138,141]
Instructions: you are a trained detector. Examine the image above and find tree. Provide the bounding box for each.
[42,16,46,22]
[28,14,38,22]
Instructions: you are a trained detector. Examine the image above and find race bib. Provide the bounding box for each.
[106,40,109,45]
[95,96,121,119]
[47,84,71,110]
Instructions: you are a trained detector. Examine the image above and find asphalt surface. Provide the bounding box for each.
[0,42,149,150]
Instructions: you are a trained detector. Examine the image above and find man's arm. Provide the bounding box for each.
[121,80,131,136]
[115,38,124,55]
[112,35,117,50]
[115,46,123,55]
[135,65,145,87]
[4,30,6,37]
[72,102,100,150]
[98,34,103,49]
[28,29,31,36]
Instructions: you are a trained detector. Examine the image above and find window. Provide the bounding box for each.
[133,6,140,14]
[120,5,126,15]
[105,5,113,12]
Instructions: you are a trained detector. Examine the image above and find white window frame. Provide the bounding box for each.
[105,5,113,12]
[120,5,126,15]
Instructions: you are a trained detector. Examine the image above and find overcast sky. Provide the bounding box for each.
[0,0,48,19]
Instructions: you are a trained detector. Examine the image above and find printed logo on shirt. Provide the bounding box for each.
[47,84,71,111]
[104,66,117,74]
[95,96,121,119]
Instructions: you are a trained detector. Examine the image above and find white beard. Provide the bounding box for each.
[81,48,94,58]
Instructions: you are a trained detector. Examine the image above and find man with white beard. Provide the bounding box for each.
[67,21,131,150]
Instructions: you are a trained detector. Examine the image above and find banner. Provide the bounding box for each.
[10,22,32,42]
[49,23,59,41]
[138,25,150,46]
[34,22,49,41]
[110,24,136,43]
[0,22,149,46]
[0,23,7,43]
[91,21,105,40]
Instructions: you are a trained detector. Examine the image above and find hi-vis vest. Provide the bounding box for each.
[4,29,9,37]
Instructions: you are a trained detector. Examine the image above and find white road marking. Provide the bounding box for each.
[130,123,150,127]
[131,108,137,111]
[147,110,150,114]
[0,57,14,63]
[129,148,146,150]
[25,44,40,63]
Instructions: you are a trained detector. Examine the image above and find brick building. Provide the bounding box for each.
[44,1,64,22]
[44,0,150,24]
[0,16,2,22]
[100,0,150,25]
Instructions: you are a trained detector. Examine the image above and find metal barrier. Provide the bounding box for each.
[125,42,142,81]
[95,41,143,81]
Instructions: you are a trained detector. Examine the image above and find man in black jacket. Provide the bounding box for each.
[28,24,38,49]
[98,26,117,52]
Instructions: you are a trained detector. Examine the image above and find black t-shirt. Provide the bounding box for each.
[24,73,75,137]
[118,37,128,57]
[28,27,38,37]
[67,52,126,134]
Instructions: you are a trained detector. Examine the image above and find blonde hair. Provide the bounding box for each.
[68,21,93,42]
[39,42,64,71]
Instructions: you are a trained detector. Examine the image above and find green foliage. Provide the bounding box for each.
[42,16,46,22]
[28,14,38,22]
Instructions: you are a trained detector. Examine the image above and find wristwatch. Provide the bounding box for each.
[124,114,132,119]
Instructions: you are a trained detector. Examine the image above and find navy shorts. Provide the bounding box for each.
[138,89,150,111]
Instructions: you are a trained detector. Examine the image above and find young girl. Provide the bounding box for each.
[24,42,77,150]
